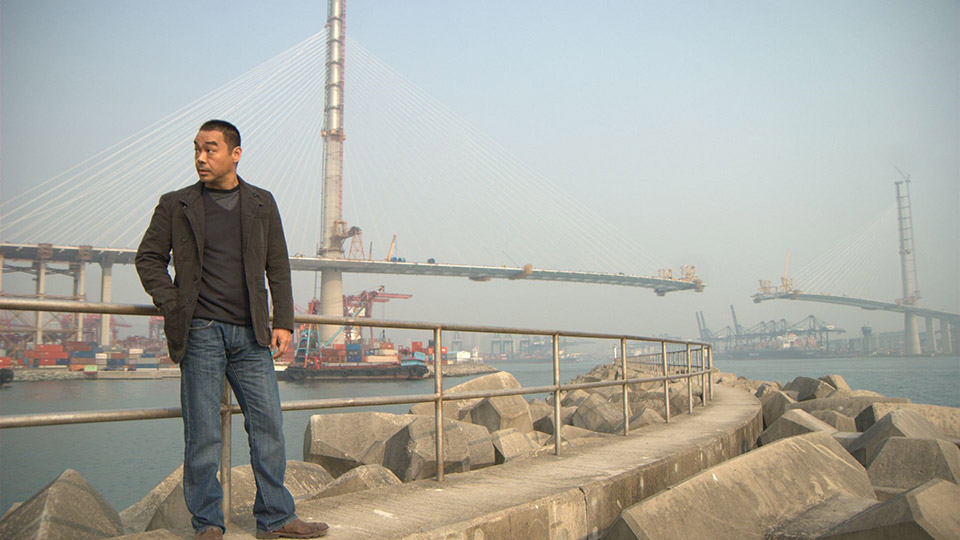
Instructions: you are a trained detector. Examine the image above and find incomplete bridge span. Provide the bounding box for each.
[754,180,957,355]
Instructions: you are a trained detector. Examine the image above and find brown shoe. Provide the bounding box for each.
[195,528,224,540]
[256,518,329,539]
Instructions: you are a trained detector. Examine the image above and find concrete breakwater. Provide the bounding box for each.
[1,364,957,538]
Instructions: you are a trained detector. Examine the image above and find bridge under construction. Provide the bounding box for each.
[753,179,958,356]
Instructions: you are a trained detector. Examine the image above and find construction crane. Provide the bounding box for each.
[299,286,412,344]
[385,234,398,261]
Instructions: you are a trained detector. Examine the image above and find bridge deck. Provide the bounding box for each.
[753,291,959,321]
[0,243,703,294]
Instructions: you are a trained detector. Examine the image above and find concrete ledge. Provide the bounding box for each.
[216,386,761,539]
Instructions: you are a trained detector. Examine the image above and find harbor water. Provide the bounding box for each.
[1,355,957,515]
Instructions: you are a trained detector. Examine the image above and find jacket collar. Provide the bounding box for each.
[238,177,262,256]
[177,177,263,255]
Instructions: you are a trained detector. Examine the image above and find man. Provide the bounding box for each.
[136,120,328,540]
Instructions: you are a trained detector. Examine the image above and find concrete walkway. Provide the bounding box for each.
[207,386,760,540]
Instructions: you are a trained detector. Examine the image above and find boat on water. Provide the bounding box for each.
[284,327,429,381]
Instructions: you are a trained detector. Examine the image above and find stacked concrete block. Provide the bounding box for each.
[819,374,851,391]
[0,469,124,540]
[572,393,626,434]
[382,416,494,482]
[865,438,960,500]
[848,409,948,465]
[761,390,796,428]
[810,409,858,432]
[491,428,541,464]
[309,465,401,500]
[855,402,960,438]
[532,405,577,434]
[820,479,960,539]
[786,396,911,420]
[759,409,837,446]
[120,465,183,534]
[784,375,837,401]
[601,433,876,539]
[302,412,417,477]
[470,394,534,434]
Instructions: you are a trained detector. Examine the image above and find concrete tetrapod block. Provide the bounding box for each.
[832,432,863,453]
[572,393,627,434]
[533,405,577,434]
[810,409,858,432]
[490,428,541,464]
[826,388,885,400]
[820,374,852,391]
[120,464,183,534]
[820,478,960,539]
[755,382,783,401]
[855,402,960,438]
[409,400,468,423]
[0,469,124,540]
[600,432,876,540]
[229,460,333,511]
[759,408,838,446]
[144,484,190,532]
[628,407,665,429]
[544,424,610,448]
[527,398,553,425]
[848,409,948,466]
[587,385,633,402]
[444,416,497,471]
[382,416,494,482]
[865,437,960,498]
[145,460,333,532]
[762,390,797,429]
[784,375,837,401]
[302,412,417,477]
[308,465,402,500]
[559,388,591,407]
[470,394,535,434]
[786,396,911,420]
[443,371,520,422]
[632,388,699,420]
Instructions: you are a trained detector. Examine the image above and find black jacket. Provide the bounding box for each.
[135,178,294,363]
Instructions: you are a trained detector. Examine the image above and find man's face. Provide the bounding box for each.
[194,130,241,188]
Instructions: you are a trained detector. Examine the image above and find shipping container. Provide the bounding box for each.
[365,355,399,364]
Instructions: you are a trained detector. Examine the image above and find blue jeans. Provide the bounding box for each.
[180,318,297,534]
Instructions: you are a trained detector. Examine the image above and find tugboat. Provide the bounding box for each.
[0,368,13,386]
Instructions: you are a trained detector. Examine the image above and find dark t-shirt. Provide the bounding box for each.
[193,186,251,325]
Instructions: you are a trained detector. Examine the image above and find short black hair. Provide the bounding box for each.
[199,119,241,150]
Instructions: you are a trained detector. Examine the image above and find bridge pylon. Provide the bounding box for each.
[895,179,921,355]
[317,0,348,344]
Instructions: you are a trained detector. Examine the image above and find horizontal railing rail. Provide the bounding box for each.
[0,298,713,524]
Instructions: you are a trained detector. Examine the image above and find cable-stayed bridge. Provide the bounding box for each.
[0,15,702,348]
[752,181,958,355]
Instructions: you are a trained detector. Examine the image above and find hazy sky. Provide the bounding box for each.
[2,1,958,343]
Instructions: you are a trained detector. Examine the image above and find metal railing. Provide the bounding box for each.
[0,298,713,523]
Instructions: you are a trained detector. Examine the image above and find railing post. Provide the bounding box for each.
[220,377,232,523]
[621,337,629,436]
[699,347,706,408]
[707,346,714,401]
[661,341,670,422]
[553,333,561,456]
[433,327,444,482]
[686,343,693,413]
